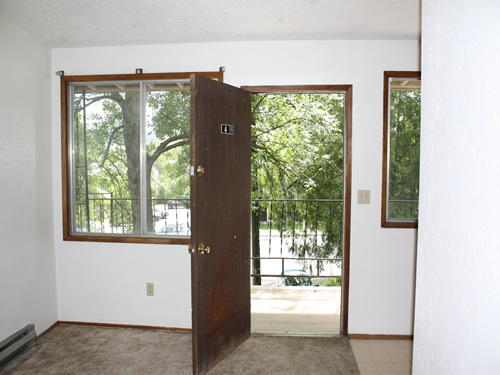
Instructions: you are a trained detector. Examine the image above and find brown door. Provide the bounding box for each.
[190,74,252,375]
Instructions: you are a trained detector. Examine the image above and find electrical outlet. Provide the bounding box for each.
[358,190,370,204]
[147,282,154,296]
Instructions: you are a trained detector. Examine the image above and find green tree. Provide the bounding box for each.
[250,93,345,282]
[251,93,344,200]
[388,89,421,219]
[73,88,190,233]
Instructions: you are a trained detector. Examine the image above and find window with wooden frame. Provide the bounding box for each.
[381,71,421,228]
[60,70,223,244]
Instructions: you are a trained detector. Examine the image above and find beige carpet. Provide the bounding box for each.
[2,324,359,375]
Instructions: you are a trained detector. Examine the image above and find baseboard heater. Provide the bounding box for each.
[0,324,37,371]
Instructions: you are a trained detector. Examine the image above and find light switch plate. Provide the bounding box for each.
[358,190,370,204]
[147,282,154,296]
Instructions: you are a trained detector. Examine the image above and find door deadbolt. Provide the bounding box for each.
[198,243,210,255]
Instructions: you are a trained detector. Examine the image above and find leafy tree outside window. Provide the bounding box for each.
[61,71,222,244]
[381,71,421,228]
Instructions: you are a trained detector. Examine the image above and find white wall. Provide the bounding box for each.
[414,1,500,373]
[0,17,57,340]
[52,40,419,333]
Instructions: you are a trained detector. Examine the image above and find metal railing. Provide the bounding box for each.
[251,199,343,281]
[250,257,342,278]
[74,195,343,280]
[387,199,419,220]
[74,194,190,234]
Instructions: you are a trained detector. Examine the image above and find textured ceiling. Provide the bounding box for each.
[0,0,421,48]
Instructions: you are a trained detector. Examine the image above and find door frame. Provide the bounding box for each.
[241,84,352,336]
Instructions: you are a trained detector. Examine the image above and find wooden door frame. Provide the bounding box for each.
[241,85,352,336]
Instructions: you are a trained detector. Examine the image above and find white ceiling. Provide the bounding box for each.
[0,0,421,48]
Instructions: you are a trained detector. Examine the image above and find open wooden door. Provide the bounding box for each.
[190,74,252,375]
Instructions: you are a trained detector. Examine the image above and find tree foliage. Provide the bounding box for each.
[72,86,351,268]
[72,87,190,234]
[251,93,344,201]
[388,89,421,219]
[250,93,345,277]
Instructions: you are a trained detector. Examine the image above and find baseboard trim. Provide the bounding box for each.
[39,322,59,338]
[57,321,192,333]
[348,333,413,340]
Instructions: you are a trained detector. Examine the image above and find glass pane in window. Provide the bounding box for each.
[72,83,141,234]
[145,84,191,236]
[387,78,421,220]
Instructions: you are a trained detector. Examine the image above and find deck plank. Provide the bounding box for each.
[251,286,341,335]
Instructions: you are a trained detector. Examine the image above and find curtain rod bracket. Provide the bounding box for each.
[55,71,64,76]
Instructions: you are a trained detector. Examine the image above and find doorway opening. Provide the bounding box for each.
[244,85,352,336]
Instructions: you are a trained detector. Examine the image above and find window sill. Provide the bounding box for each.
[381,220,418,229]
[63,233,190,245]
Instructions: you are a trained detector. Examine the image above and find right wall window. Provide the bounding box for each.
[381,71,421,228]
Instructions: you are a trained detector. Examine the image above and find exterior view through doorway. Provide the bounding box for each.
[242,85,352,336]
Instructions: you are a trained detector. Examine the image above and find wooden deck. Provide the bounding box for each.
[251,286,341,335]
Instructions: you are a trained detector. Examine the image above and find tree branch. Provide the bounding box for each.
[149,134,190,166]
[253,116,305,137]
[98,125,125,168]
[74,92,124,113]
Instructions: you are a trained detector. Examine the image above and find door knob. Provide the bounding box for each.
[198,243,210,255]
[197,165,205,176]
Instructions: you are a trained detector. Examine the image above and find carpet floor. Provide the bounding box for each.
[2,324,360,375]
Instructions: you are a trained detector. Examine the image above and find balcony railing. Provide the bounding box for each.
[74,194,190,234]
[74,195,343,281]
[387,199,419,220]
[250,199,343,283]
[251,257,342,278]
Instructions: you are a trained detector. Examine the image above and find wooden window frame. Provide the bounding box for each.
[60,70,223,245]
[381,71,421,229]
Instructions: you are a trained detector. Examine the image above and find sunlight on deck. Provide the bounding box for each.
[251,286,341,335]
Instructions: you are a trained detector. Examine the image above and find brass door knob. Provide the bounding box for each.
[197,165,205,176]
[198,243,210,255]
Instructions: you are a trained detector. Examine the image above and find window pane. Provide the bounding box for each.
[387,78,421,221]
[72,83,141,234]
[145,86,191,236]
[70,80,193,237]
